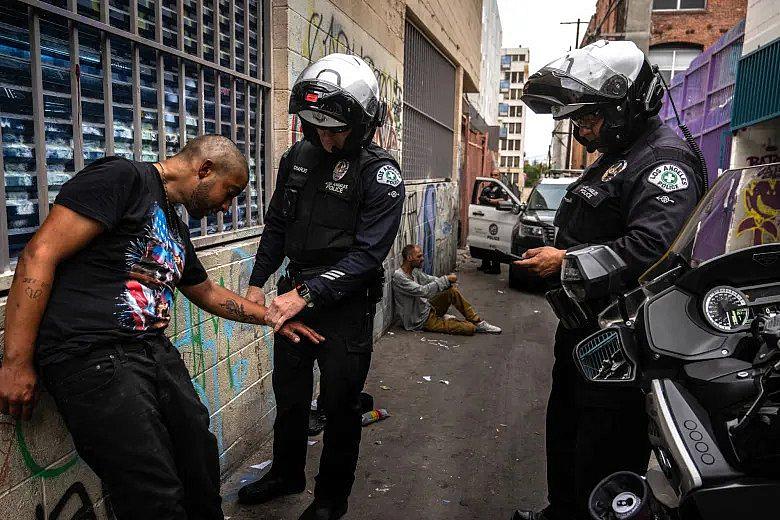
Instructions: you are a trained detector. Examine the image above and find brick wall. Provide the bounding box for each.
[651,0,747,48]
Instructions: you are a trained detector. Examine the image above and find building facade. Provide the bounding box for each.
[569,0,747,168]
[498,46,529,187]
[0,0,482,516]
[466,0,502,127]
[730,0,780,169]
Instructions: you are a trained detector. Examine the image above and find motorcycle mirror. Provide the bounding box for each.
[561,245,627,302]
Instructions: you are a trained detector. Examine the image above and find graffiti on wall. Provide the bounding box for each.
[171,248,272,457]
[35,482,96,520]
[299,8,403,157]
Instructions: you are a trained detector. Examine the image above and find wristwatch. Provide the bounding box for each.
[295,283,315,308]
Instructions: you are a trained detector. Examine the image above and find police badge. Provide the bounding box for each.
[333,160,349,181]
[602,160,627,182]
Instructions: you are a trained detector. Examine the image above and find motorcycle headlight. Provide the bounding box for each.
[520,223,544,237]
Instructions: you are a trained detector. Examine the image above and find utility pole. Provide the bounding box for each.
[559,18,589,168]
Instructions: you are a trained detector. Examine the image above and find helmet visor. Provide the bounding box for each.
[290,82,362,129]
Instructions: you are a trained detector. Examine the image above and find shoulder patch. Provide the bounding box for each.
[376,164,402,187]
[601,159,627,182]
[647,163,689,193]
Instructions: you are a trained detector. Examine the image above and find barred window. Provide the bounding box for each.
[401,21,455,181]
[0,0,271,288]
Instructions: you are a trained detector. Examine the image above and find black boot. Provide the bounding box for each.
[298,499,348,520]
[237,472,306,505]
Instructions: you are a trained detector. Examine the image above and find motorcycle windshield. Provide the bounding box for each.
[640,163,780,283]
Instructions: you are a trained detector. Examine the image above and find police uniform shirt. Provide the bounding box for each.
[249,141,404,306]
[479,183,506,205]
[554,117,703,286]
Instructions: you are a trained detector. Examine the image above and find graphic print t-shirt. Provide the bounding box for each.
[36,157,208,364]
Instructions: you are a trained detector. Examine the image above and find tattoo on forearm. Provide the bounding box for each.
[21,277,49,301]
[219,299,264,324]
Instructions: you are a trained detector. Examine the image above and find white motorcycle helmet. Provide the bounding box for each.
[289,53,387,151]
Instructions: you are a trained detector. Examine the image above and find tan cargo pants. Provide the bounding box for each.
[422,286,481,336]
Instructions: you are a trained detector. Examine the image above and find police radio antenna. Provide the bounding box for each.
[653,65,709,193]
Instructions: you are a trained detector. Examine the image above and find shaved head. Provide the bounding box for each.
[179,134,249,184]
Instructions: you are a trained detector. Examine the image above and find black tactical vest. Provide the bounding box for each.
[281,140,400,267]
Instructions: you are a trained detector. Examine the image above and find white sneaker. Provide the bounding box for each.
[475,320,501,334]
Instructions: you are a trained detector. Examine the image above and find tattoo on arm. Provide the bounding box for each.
[21,277,50,301]
[219,298,264,324]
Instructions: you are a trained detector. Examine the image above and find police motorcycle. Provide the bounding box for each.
[559,163,780,519]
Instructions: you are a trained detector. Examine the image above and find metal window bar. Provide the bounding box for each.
[198,64,207,235]
[178,57,189,222]
[243,81,252,224]
[212,0,219,65]
[102,33,115,155]
[69,18,84,172]
[0,124,10,273]
[157,50,166,160]
[177,0,185,52]
[30,8,49,224]
[230,76,238,226]
[243,0,249,76]
[261,0,272,207]
[155,0,162,44]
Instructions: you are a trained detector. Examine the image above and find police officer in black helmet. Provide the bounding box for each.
[237,53,404,520]
[511,40,704,520]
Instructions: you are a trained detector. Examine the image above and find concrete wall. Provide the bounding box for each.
[730,119,780,168]
[467,0,503,126]
[742,0,780,55]
[0,0,475,515]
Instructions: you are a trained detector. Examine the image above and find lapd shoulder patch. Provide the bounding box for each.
[647,163,689,193]
[376,164,402,187]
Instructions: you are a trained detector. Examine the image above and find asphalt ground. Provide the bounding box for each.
[223,254,558,520]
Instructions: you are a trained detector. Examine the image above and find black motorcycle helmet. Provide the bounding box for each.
[289,53,387,154]
[521,40,664,153]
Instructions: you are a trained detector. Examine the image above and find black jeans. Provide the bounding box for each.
[40,336,223,520]
[269,285,373,503]
[545,324,650,520]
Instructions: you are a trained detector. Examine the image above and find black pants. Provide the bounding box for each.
[545,324,650,520]
[40,336,223,520]
[269,284,373,503]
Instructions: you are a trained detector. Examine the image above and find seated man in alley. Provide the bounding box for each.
[392,244,501,336]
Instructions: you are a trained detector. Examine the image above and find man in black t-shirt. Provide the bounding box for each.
[0,135,323,519]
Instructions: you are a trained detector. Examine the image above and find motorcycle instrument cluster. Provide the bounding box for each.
[702,286,750,332]
[701,284,780,333]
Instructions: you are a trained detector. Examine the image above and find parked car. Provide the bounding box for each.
[508,173,579,290]
[466,176,523,267]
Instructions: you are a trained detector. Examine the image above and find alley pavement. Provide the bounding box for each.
[223,253,558,519]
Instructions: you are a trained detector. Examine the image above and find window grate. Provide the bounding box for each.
[401,21,455,181]
[0,0,272,287]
